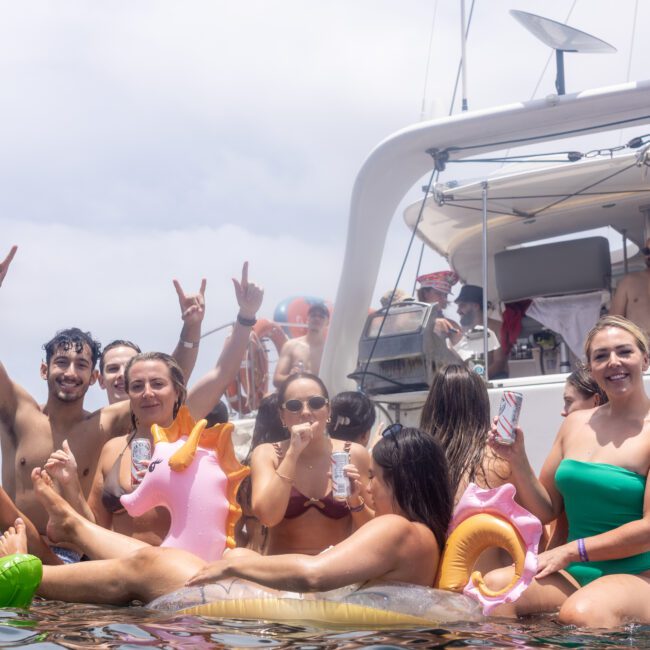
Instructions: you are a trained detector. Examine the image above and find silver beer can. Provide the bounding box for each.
[495,391,523,445]
[331,451,350,500]
[131,438,152,486]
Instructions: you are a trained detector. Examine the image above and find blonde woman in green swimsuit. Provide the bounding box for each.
[487,315,650,628]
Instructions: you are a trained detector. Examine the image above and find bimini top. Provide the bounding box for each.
[403,150,650,305]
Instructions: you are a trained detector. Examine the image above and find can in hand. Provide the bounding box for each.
[131,438,152,486]
[495,391,523,445]
[331,451,351,500]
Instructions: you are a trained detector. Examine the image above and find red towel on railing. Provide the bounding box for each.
[500,300,532,355]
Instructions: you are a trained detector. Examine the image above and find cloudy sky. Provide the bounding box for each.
[1,0,646,410]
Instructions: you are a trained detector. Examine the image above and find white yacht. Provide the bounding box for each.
[320,78,650,472]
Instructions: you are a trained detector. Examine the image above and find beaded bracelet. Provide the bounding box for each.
[577,537,589,562]
[347,497,365,512]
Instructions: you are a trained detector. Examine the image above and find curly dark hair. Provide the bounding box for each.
[43,328,102,369]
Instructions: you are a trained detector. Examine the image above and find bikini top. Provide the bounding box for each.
[101,432,136,515]
[273,441,352,520]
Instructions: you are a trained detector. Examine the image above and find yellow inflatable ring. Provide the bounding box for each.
[149,484,540,626]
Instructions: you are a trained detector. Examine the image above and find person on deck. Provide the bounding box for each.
[273,303,329,387]
[416,271,462,344]
[610,238,650,338]
[454,284,508,379]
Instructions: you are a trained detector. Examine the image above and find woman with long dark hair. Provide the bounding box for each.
[420,364,510,501]
[249,372,372,555]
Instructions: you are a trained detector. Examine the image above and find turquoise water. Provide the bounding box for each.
[1,600,649,648]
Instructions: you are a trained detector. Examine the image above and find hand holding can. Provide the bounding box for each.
[331,451,351,500]
[495,391,523,446]
[131,438,152,486]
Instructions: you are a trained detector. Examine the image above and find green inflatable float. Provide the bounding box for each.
[0,553,42,608]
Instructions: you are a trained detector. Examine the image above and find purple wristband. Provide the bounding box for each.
[577,537,589,562]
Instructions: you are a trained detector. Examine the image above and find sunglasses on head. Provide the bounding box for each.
[282,396,329,412]
[381,422,403,443]
[642,247,650,256]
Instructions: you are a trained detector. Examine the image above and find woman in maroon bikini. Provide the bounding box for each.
[250,372,372,555]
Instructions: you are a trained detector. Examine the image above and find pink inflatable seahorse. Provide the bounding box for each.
[120,406,249,562]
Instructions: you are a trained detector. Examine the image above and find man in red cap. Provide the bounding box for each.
[416,271,462,344]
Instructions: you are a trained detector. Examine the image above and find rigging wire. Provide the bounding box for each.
[360,164,438,392]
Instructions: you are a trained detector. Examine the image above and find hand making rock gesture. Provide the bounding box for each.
[173,278,207,327]
[233,261,264,321]
[0,246,17,288]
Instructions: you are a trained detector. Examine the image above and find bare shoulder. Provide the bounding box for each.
[346,440,371,463]
[251,441,284,466]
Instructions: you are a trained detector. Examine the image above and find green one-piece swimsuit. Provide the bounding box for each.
[555,458,650,586]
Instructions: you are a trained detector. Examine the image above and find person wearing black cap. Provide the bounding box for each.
[454,285,508,379]
[273,302,330,387]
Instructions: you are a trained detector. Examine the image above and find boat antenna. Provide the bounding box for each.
[419,0,439,121]
[460,0,469,111]
[511,10,616,95]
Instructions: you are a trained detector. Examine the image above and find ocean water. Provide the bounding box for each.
[2,600,650,649]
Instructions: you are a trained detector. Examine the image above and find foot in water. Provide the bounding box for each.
[31,468,79,545]
[0,518,28,556]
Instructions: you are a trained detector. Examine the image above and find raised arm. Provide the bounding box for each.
[186,262,263,419]
[0,245,17,288]
[187,514,416,592]
[0,246,20,420]
[170,278,206,385]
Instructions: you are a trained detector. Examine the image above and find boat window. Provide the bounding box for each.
[365,305,426,338]
[507,226,638,263]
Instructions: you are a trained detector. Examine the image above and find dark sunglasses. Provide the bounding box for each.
[381,422,403,443]
[642,247,650,256]
[282,396,329,412]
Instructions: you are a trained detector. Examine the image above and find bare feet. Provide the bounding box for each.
[0,518,28,556]
[31,468,79,545]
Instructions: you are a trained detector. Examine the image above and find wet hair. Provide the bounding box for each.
[236,393,289,549]
[124,352,187,430]
[420,364,496,497]
[372,427,453,552]
[99,340,142,375]
[205,400,229,428]
[328,391,376,443]
[43,328,102,369]
[566,364,608,405]
[277,372,330,406]
[584,315,649,363]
